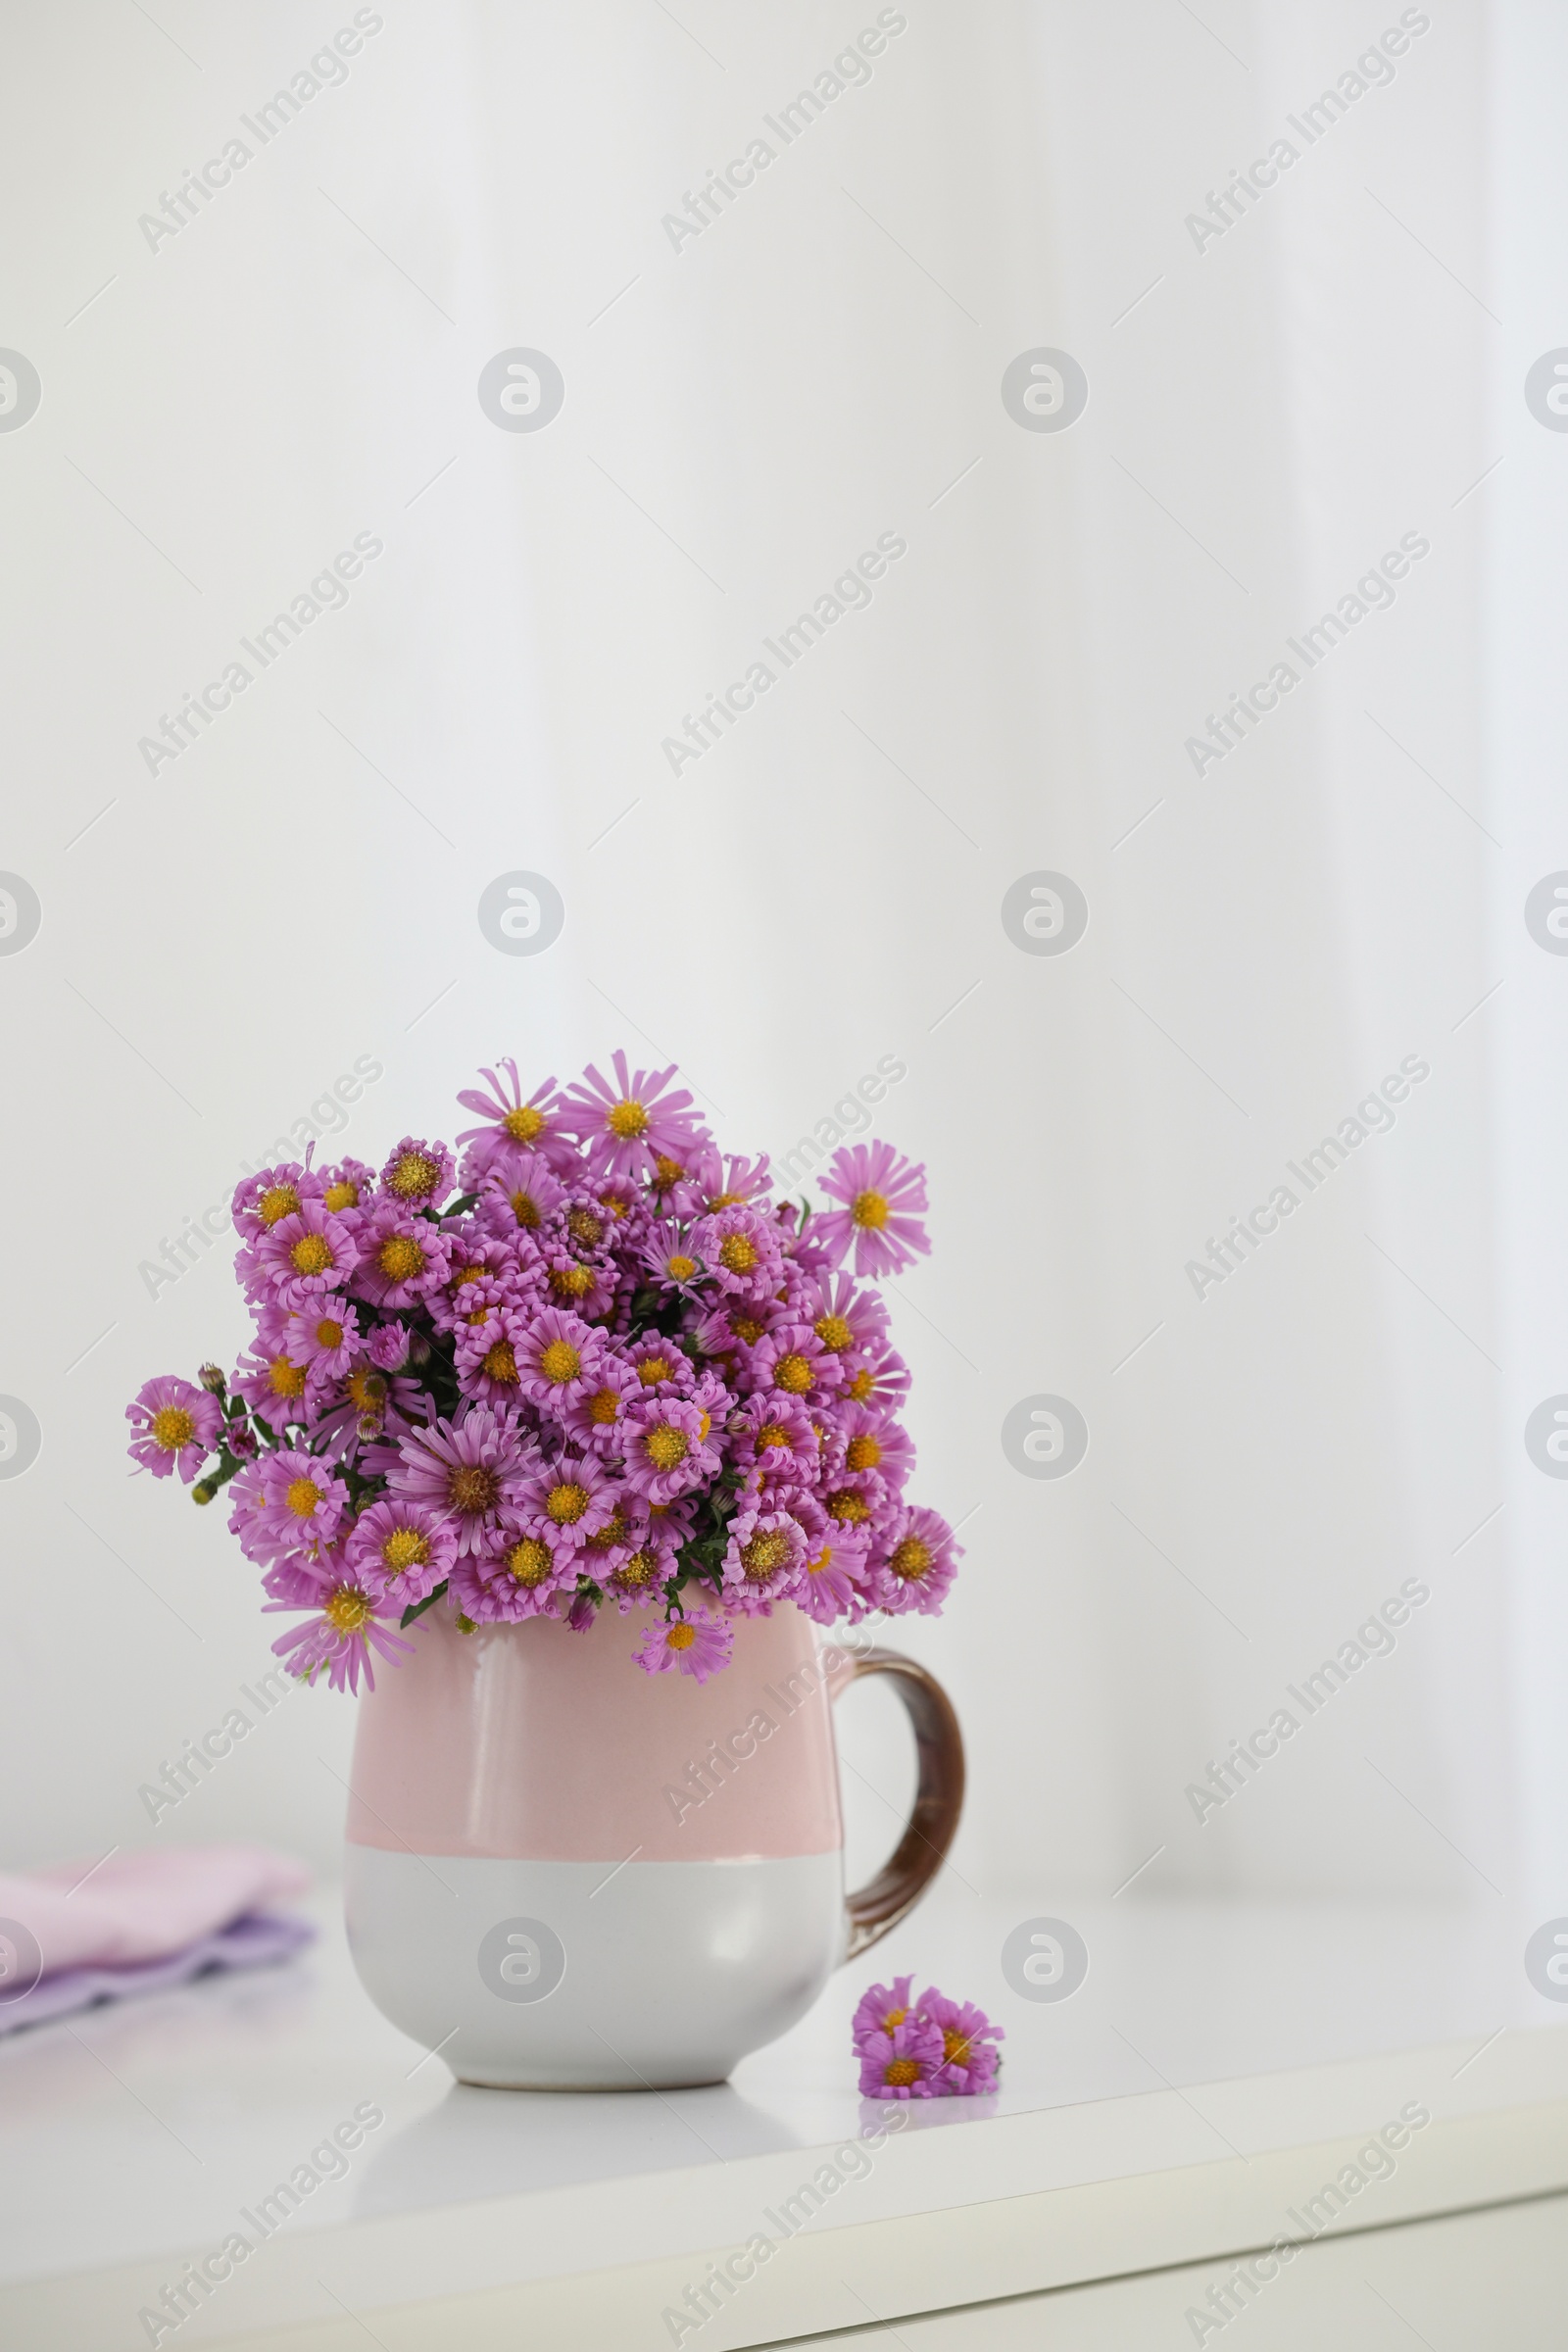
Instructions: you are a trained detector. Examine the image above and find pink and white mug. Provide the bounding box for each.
[343,1601,963,2088]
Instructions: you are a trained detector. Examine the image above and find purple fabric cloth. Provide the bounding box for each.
[0,1909,316,2035]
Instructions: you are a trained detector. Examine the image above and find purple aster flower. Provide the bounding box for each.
[346,1497,456,1606]
[589,1506,678,1612]
[512,1307,607,1409]
[256,1200,360,1309]
[557,1357,641,1456]
[852,1974,917,2049]
[634,1610,733,1683]
[798,1530,874,1625]
[286,1301,362,1388]
[231,1347,311,1432]
[379,1136,456,1211]
[536,1245,617,1322]
[625,1334,697,1397]
[318,1157,376,1222]
[368,1320,412,1371]
[721,1502,808,1614]
[449,1530,576,1621]
[691,1202,782,1299]
[126,1376,220,1482]
[621,1392,720,1503]
[831,1402,914,1495]
[691,1147,772,1211]
[388,1405,535,1556]
[453,1296,531,1408]
[808,1273,891,1367]
[246,1449,350,1563]
[353,1203,453,1311]
[267,1569,411,1693]
[749,1324,844,1407]
[427,1231,516,1331]
[474,1152,567,1244]
[921,1989,1004,2093]
[559,1050,709,1183]
[729,1393,819,1480]
[640,1221,707,1298]
[512,1451,618,1563]
[856,2014,944,2099]
[813,1141,931,1278]
[455,1059,579,1175]
[841,1343,912,1416]
[869,1504,960,1616]
[231,1162,321,1245]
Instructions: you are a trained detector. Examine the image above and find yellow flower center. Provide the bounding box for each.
[285,1476,320,1517]
[697,1410,710,1441]
[757,1422,789,1452]
[666,1254,698,1282]
[566,1205,605,1248]
[455,1262,488,1287]
[608,1100,650,1140]
[269,1357,307,1398]
[846,1435,882,1472]
[807,1545,832,1577]
[708,1190,746,1208]
[549,1263,595,1301]
[814,1313,854,1351]
[652,1152,683,1184]
[323,1586,372,1633]
[637,1355,673,1387]
[539,1339,581,1384]
[847,1369,874,1402]
[482,1341,518,1385]
[150,1404,195,1450]
[883,2004,907,2029]
[852,1191,890,1230]
[889,1536,932,1581]
[507,1537,553,1586]
[322,1179,360,1212]
[883,2057,920,2087]
[377,1235,425,1282]
[547,1481,590,1524]
[741,1530,789,1579]
[503,1103,545,1143]
[258,1184,299,1227]
[346,1368,387,1411]
[588,1387,622,1425]
[943,2029,971,2066]
[382,1527,430,1573]
[826,1490,870,1524]
[614,1548,657,1588]
[388,1151,440,1200]
[588,1506,628,1549]
[731,1312,764,1344]
[644,1426,689,1470]
[315,1317,344,1347]
[289,1233,334,1275]
[665,1621,697,1650]
[774,1352,811,1395]
[718,1234,760,1275]
[511,1189,542,1229]
[449,1464,499,1513]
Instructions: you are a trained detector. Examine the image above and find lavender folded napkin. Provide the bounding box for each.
[0,1844,314,2035]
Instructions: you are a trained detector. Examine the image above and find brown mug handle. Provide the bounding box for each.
[835,1647,965,1962]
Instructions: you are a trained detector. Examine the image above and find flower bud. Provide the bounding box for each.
[197,1363,226,1394]
[192,1479,217,1505]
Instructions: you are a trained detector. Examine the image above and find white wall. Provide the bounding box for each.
[0,0,1552,1926]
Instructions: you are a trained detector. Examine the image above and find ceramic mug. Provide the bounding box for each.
[343,1601,963,2088]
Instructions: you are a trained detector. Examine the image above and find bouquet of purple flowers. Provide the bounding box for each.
[126,1053,959,1694]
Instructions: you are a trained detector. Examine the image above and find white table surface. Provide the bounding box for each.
[5,1881,1567,2350]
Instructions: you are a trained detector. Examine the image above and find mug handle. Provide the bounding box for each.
[835,1647,965,1962]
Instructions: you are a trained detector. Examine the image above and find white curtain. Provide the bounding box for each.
[2,0,1552,1929]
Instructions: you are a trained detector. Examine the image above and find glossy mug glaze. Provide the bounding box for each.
[343,1601,963,2088]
